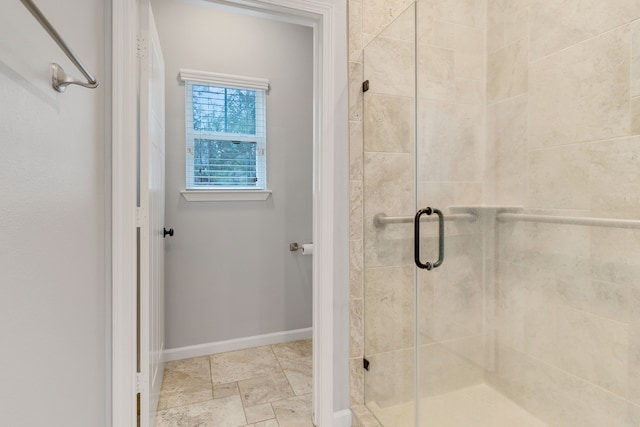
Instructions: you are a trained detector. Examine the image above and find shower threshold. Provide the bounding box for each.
[366,383,549,427]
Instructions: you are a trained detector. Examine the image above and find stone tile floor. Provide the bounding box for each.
[155,339,313,427]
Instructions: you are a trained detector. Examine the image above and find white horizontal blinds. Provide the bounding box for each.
[185,79,266,190]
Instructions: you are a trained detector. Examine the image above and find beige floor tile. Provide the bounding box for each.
[210,346,282,385]
[279,358,312,396]
[157,357,213,410]
[155,395,246,427]
[272,394,314,427]
[271,339,312,361]
[214,382,239,399]
[238,372,295,407]
[244,403,275,423]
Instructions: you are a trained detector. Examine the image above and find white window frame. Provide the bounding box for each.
[179,69,272,201]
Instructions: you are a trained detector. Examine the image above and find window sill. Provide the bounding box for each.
[181,189,272,202]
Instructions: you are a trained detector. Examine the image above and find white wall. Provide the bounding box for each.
[0,1,108,426]
[152,0,314,349]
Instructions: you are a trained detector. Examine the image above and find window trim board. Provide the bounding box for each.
[180,189,272,202]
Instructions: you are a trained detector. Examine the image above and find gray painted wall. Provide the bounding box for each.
[0,1,108,426]
[152,0,314,349]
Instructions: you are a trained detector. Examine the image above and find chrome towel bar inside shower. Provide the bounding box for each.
[497,213,640,229]
[20,0,99,92]
[374,212,476,227]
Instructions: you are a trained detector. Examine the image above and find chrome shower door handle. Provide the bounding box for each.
[414,207,445,270]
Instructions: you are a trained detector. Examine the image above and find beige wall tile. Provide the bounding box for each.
[629,404,640,425]
[633,22,640,97]
[529,27,630,149]
[590,228,640,287]
[379,4,415,41]
[488,24,505,53]
[364,94,414,152]
[488,40,528,103]
[416,0,436,45]
[418,270,435,345]
[434,20,457,49]
[588,280,629,322]
[629,318,640,405]
[434,0,477,27]
[349,0,363,62]
[455,25,485,80]
[431,234,484,341]
[527,145,590,210]
[363,152,413,267]
[534,306,629,397]
[488,95,527,205]
[530,0,640,60]
[504,7,529,44]
[349,121,363,181]
[364,265,415,353]
[364,348,414,407]
[632,97,640,134]
[350,298,364,358]
[350,358,365,405]
[363,0,414,36]
[492,346,631,427]
[350,239,364,299]
[417,45,455,102]
[417,101,479,182]
[589,136,640,218]
[364,36,415,97]
[349,61,363,121]
[350,180,364,240]
[455,78,483,105]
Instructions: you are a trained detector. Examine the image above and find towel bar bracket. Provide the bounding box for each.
[20,0,99,93]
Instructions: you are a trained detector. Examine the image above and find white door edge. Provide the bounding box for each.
[111,0,348,425]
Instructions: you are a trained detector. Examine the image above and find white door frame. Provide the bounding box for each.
[111,0,348,425]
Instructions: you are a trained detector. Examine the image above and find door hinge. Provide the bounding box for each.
[363,358,370,371]
[362,80,370,93]
[136,36,147,59]
[135,372,141,393]
[136,207,148,228]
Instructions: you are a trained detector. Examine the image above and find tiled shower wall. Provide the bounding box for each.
[348,0,413,406]
[351,1,640,423]
[484,2,640,426]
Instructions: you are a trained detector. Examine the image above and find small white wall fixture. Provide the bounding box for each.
[111,0,349,425]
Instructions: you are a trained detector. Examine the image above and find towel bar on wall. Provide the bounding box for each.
[374,212,476,227]
[497,213,640,229]
[20,0,99,93]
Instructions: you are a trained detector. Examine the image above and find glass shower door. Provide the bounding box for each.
[414,0,488,424]
[362,4,417,427]
[363,0,486,424]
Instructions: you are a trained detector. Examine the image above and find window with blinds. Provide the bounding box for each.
[182,71,268,190]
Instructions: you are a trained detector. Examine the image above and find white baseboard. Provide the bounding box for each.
[162,327,312,362]
[334,409,353,427]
